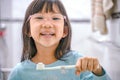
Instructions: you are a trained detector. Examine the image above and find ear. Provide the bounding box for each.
[28,33,31,37]
[62,26,68,38]
[28,26,32,37]
[27,31,31,37]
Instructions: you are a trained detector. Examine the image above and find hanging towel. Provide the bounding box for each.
[103,0,114,19]
[91,0,114,35]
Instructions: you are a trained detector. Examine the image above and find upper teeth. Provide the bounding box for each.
[41,32,54,35]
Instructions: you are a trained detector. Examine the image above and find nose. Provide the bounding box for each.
[41,20,53,28]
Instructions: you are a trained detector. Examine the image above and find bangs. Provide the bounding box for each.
[43,1,56,13]
[32,0,61,14]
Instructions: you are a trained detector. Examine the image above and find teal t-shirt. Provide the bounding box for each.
[8,50,111,80]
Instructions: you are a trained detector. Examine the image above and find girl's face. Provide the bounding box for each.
[29,5,67,48]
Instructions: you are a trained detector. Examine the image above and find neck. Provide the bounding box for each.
[32,53,57,64]
[31,43,58,64]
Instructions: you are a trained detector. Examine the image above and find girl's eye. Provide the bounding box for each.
[36,17,44,19]
[52,17,61,20]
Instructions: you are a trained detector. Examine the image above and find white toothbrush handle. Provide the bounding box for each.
[38,65,76,70]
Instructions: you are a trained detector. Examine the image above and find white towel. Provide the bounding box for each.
[91,0,114,35]
[103,0,114,19]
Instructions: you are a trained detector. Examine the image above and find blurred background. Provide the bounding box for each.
[0,0,120,80]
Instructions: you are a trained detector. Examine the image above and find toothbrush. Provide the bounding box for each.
[36,63,76,70]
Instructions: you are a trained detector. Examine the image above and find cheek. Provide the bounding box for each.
[30,21,41,37]
[30,28,38,36]
[55,24,64,36]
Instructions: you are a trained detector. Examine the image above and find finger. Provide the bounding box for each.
[81,57,88,71]
[93,58,99,71]
[92,58,103,75]
[75,58,82,75]
[87,57,94,71]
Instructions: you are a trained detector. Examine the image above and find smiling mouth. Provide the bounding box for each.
[40,32,55,36]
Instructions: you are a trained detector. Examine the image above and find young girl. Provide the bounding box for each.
[8,0,111,80]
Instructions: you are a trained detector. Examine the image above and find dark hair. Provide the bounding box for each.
[21,0,72,62]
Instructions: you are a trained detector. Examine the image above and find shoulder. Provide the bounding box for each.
[64,50,83,58]
[8,63,22,80]
[62,50,83,64]
[8,60,33,80]
[11,60,31,70]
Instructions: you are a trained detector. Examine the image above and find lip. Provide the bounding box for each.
[40,32,54,35]
[40,31,55,38]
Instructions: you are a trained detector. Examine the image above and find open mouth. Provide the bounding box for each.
[40,32,55,36]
